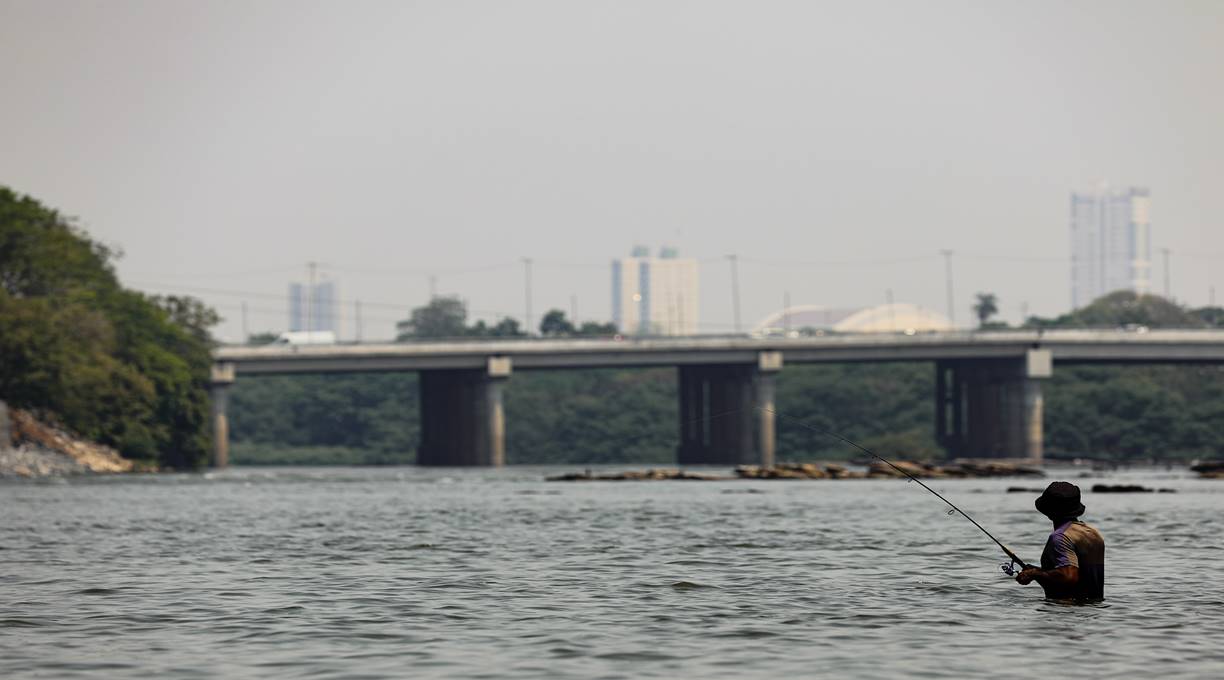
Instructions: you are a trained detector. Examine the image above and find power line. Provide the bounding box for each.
[128,280,520,319]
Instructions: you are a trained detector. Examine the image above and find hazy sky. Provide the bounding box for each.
[3,0,1222,341]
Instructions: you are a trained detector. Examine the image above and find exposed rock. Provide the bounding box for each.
[742,460,1042,480]
[1,404,133,478]
[546,468,730,482]
[548,459,1045,483]
[823,463,850,479]
[1190,461,1224,479]
[1091,484,1176,493]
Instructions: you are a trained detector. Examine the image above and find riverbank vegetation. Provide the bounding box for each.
[0,187,216,468]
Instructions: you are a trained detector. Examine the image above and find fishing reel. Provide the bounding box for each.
[1001,558,1035,577]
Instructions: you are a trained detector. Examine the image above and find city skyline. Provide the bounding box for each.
[2,1,1221,341]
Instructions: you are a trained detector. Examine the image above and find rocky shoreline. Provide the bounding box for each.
[0,402,133,479]
[547,460,1044,482]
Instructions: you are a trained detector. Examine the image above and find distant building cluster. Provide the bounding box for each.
[289,280,338,333]
[1070,184,1151,308]
[611,246,699,336]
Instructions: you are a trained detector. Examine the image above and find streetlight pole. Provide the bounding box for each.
[307,261,317,335]
[727,254,742,334]
[940,249,955,327]
[522,257,534,335]
[1161,247,1172,299]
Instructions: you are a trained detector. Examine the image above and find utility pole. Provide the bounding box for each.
[429,274,437,300]
[307,261,318,334]
[727,254,742,334]
[783,290,791,335]
[522,257,534,335]
[241,301,249,343]
[355,300,363,343]
[940,249,955,327]
[570,294,578,326]
[885,288,895,331]
[1161,248,1172,299]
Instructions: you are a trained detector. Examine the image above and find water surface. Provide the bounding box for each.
[2,466,1221,678]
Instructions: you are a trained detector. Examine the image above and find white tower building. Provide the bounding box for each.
[611,246,699,335]
[1070,184,1152,308]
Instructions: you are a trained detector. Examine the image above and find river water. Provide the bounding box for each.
[2,465,1222,679]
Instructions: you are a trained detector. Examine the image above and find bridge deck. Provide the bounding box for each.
[213,330,1224,375]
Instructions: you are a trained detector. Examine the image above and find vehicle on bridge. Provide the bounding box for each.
[273,331,337,346]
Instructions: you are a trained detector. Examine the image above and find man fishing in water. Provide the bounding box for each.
[1014,481,1105,601]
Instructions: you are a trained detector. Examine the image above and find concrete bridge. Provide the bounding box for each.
[209,329,1224,467]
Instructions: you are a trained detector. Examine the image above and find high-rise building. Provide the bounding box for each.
[611,246,699,335]
[289,280,339,332]
[1070,184,1151,309]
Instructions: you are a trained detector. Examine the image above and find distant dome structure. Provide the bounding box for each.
[753,303,952,335]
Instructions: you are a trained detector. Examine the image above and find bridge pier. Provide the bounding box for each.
[936,349,1050,460]
[417,357,511,466]
[677,352,781,466]
[209,363,235,468]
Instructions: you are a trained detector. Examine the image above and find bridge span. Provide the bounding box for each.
[209,329,1224,468]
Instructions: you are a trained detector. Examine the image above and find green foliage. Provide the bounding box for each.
[538,309,575,336]
[1026,290,1203,329]
[537,309,618,337]
[470,317,527,337]
[397,296,528,339]
[229,373,419,454]
[0,186,216,468]
[247,331,279,346]
[775,363,935,460]
[230,442,414,466]
[973,292,999,328]
[1023,290,1224,460]
[505,369,677,464]
[578,320,618,336]
[227,363,942,465]
[396,296,468,339]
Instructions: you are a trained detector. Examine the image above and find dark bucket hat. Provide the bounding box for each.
[1035,481,1086,519]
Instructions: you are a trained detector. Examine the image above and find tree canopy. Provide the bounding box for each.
[973,292,998,328]
[0,186,217,468]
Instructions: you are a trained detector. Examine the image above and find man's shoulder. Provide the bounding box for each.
[1067,521,1105,545]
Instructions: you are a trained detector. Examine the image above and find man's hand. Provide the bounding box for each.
[1016,567,1041,585]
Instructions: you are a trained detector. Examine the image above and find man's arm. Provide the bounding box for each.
[1015,565,1078,587]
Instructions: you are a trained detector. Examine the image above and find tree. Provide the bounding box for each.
[396,296,468,340]
[247,331,279,346]
[577,321,617,336]
[1026,291,1202,329]
[973,292,999,328]
[0,186,217,468]
[489,317,526,337]
[539,309,575,337]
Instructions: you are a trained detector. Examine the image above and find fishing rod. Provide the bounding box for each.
[761,407,1033,576]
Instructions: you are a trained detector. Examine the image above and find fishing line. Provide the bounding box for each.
[760,407,1033,575]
